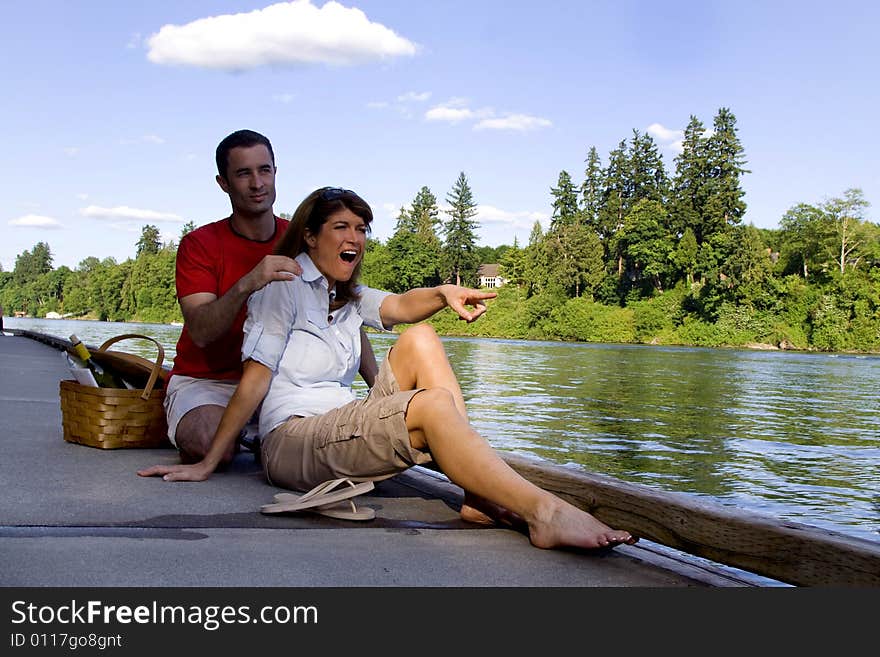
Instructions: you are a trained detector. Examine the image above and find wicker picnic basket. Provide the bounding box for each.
[59,333,170,449]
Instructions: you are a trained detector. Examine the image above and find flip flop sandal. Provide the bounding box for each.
[260,478,376,521]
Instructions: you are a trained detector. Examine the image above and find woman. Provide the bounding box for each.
[140,187,636,550]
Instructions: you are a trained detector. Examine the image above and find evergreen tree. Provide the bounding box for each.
[670,115,711,242]
[136,225,161,257]
[180,221,197,239]
[628,129,669,205]
[410,186,441,236]
[550,170,580,228]
[673,227,699,286]
[599,140,630,276]
[442,172,480,286]
[580,146,603,230]
[703,107,749,237]
[12,242,53,287]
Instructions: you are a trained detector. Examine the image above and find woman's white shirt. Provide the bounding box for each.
[242,252,391,436]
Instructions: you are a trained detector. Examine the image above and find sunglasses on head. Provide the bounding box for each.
[319,187,358,201]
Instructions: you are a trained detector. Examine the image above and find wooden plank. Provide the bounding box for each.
[501,452,880,587]
[12,329,880,585]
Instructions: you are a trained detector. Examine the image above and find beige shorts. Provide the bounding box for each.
[261,356,432,492]
[163,374,240,447]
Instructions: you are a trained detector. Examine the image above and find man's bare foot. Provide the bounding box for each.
[527,499,637,550]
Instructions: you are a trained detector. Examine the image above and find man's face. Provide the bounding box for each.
[217,144,276,217]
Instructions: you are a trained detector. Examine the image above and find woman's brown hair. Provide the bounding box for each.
[273,187,373,309]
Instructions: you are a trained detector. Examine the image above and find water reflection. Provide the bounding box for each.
[8,317,879,542]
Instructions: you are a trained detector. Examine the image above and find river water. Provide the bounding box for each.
[7,316,879,544]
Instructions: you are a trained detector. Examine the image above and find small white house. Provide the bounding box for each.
[477,264,506,289]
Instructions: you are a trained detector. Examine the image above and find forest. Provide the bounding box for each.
[2,108,879,352]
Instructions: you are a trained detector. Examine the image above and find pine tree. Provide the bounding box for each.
[628,129,668,205]
[442,172,480,286]
[599,140,630,275]
[580,146,603,231]
[136,225,161,257]
[704,107,749,237]
[410,186,441,236]
[180,221,196,240]
[550,170,580,229]
[670,115,711,243]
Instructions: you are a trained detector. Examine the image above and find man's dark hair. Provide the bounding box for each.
[215,130,275,180]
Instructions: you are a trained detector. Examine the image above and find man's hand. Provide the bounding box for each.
[137,461,214,482]
[180,254,303,347]
[241,255,303,295]
[441,286,497,322]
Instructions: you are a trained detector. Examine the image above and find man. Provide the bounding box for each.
[163,129,377,465]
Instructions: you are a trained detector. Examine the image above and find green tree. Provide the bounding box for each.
[703,107,749,238]
[619,199,675,293]
[544,223,604,297]
[13,242,53,287]
[628,129,668,205]
[498,237,526,286]
[580,146,603,230]
[442,172,480,286]
[673,227,699,286]
[550,170,579,228]
[136,225,161,257]
[360,238,396,290]
[778,203,828,281]
[670,115,711,243]
[180,221,197,239]
[823,188,870,275]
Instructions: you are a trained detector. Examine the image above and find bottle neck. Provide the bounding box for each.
[72,342,92,362]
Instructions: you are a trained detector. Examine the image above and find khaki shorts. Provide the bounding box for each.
[163,374,239,446]
[261,356,432,492]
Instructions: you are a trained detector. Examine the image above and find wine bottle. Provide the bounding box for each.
[68,334,126,388]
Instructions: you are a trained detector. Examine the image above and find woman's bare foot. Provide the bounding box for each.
[460,493,527,530]
[527,498,637,550]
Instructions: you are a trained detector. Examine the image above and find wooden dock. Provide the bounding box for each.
[3,328,879,586]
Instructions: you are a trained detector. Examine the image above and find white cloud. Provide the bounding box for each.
[476,205,548,230]
[647,122,683,143]
[648,122,715,154]
[8,214,63,229]
[397,91,431,103]
[647,122,685,154]
[475,114,552,132]
[425,98,493,124]
[79,205,184,224]
[426,100,548,132]
[425,106,477,123]
[146,1,418,71]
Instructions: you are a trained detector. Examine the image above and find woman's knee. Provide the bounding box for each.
[395,323,443,358]
[409,387,457,422]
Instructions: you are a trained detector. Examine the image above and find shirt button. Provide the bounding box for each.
[327,315,333,323]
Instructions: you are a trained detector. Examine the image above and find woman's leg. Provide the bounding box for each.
[385,323,468,419]
[388,325,635,549]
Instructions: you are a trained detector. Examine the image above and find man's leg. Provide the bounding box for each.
[164,376,239,465]
[174,405,233,464]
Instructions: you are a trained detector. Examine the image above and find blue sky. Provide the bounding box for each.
[2,0,878,272]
